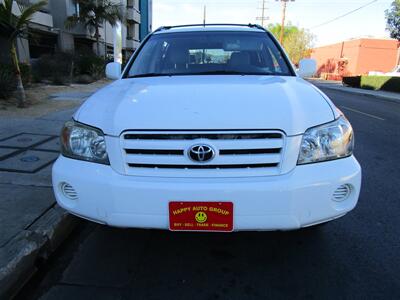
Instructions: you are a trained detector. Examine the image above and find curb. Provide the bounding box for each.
[0,205,79,300]
[314,84,400,104]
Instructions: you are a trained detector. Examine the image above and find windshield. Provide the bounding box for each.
[125,31,293,78]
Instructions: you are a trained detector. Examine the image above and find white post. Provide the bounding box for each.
[113,21,122,63]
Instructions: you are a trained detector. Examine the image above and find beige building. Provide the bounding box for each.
[0,0,150,63]
[311,38,399,78]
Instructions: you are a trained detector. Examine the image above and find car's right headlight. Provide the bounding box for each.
[60,120,109,165]
[297,116,354,165]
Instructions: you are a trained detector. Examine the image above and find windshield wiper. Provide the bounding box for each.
[127,71,280,78]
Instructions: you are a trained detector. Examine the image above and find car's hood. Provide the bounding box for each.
[74,76,336,136]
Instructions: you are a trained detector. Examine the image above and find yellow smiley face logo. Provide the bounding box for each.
[195,212,207,223]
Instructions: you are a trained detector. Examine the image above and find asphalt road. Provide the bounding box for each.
[17,88,400,300]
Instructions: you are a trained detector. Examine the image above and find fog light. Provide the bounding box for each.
[332,184,352,202]
[60,182,78,200]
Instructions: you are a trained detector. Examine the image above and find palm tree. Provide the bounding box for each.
[65,0,123,56]
[0,0,47,107]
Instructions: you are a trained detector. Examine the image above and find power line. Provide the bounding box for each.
[310,0,379,29]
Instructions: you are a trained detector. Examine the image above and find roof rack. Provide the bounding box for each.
[153,23,267,33]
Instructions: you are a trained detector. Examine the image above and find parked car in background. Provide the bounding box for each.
[369,65,400,77]
[53,24,361,232]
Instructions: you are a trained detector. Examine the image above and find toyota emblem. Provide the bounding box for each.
[188,144,215,162]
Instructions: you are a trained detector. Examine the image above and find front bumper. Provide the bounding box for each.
[52,156,361,231]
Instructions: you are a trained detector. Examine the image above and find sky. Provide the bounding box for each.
[152,0,395,47]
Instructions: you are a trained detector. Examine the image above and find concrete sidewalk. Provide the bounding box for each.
[0,92,97,299]
[309,79,400,103]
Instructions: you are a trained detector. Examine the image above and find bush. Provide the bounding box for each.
[342,76,361,88]
[32,52,73,85]
[0,66,15,99]
[32,51,106,85]
[342,75,400,93]
[75,74,94,84]
[19,63,31,86]
[0,63,31,99]
[74,50,106,80]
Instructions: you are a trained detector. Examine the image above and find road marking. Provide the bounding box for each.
[340,106,385,121]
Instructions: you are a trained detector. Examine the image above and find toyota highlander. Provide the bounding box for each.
[52,24,361,231]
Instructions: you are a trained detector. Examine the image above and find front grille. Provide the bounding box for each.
[120,130,285,177]
[128,163,279,169]
[124,133,282,140]
[219,148,281,155]
[125,149,184,155]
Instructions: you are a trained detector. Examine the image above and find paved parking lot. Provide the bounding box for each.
[16,87,400,300]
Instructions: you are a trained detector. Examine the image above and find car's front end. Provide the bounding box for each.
[53,126,360,230]
[52,24,361,231]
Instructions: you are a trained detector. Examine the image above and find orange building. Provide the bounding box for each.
[311,38,399,79]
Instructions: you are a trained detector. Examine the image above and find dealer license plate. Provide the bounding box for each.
[169,202,233,232]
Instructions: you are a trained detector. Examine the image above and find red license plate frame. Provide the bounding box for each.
[169,202,234,232]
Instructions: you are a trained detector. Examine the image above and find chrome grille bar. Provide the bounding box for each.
[120,130,285,177]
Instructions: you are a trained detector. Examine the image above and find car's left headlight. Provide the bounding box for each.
[60,120,109,165]
[297,116,354,165]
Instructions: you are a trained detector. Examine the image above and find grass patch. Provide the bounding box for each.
[343,76,400,93]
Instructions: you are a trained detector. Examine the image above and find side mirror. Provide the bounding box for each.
[298,59,317,78]
[106,62,121,80]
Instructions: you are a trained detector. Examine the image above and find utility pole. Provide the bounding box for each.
[276,0,295,44]
[256,0,269,28]
[203,5,206,26]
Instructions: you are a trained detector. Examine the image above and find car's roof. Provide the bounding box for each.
[153,24,267,35]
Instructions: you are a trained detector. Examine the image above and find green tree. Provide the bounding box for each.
[65,0,123,56]
[268,23,315,65]
[268,23,297,40]
[0,0,47,107]
[385,0,400,40]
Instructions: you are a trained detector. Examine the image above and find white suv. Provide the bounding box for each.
[52,24,361,231]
